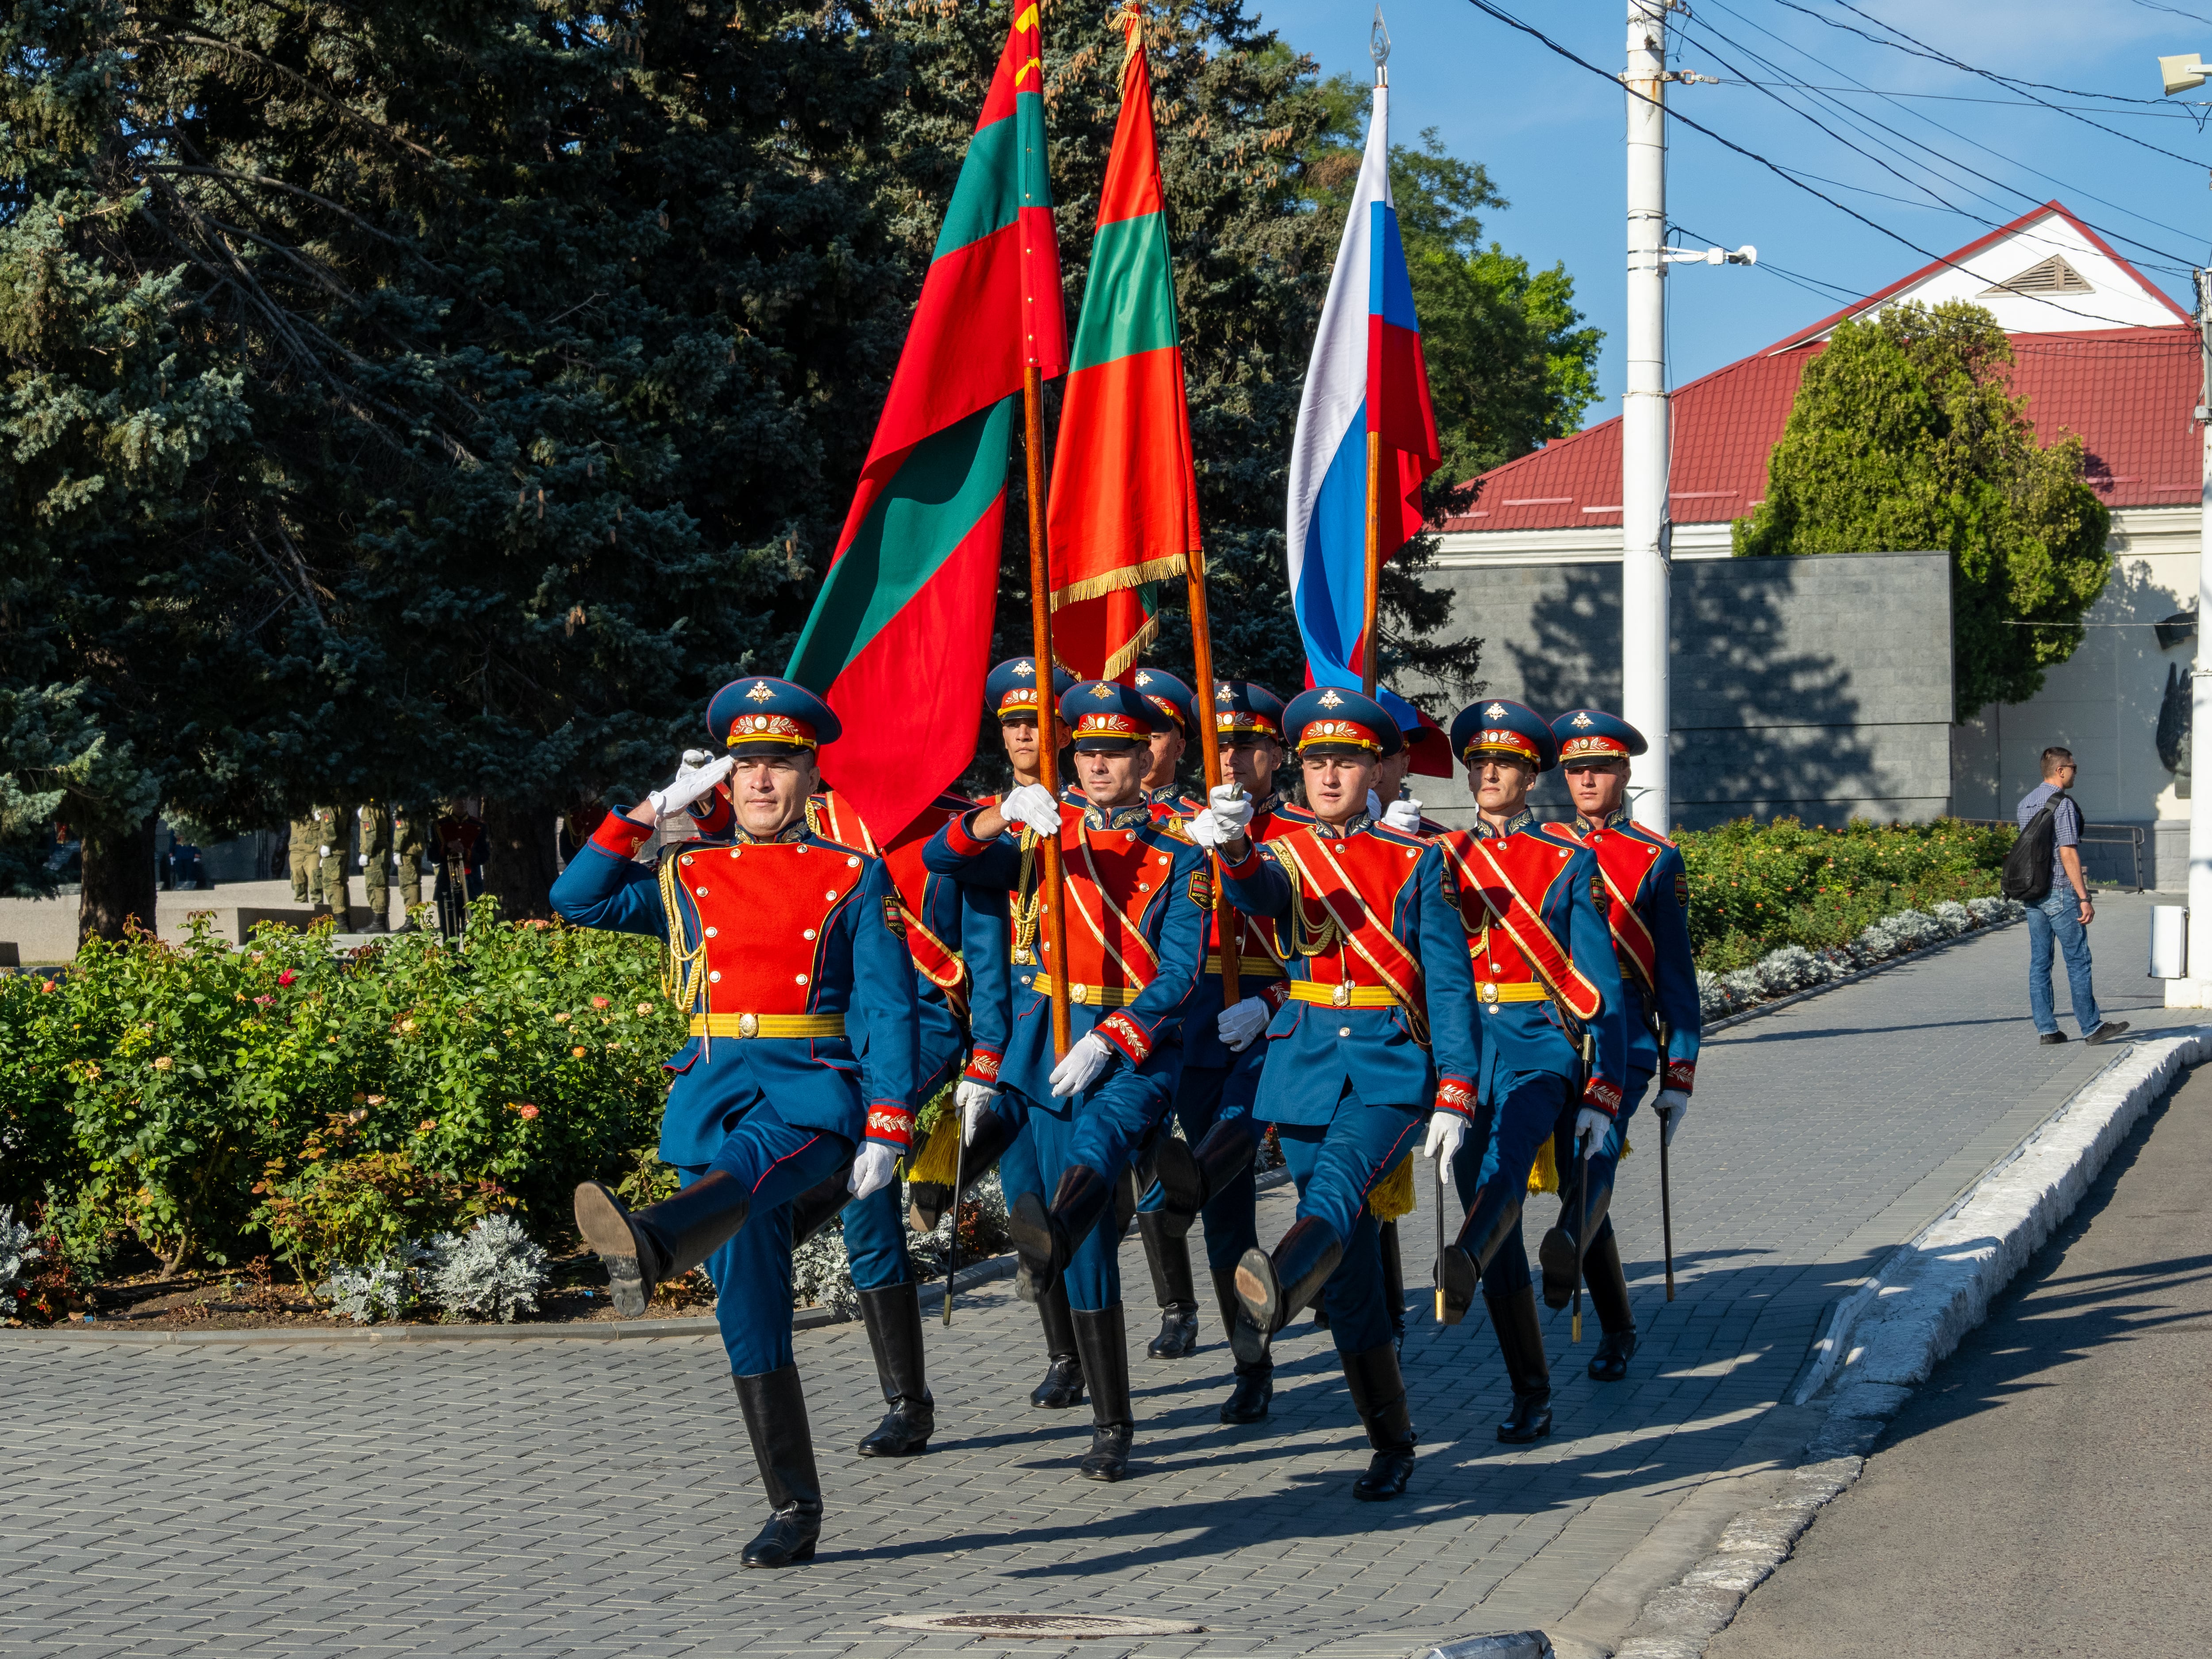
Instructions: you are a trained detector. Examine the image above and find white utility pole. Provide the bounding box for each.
[2170,269,2212,1003]
[1622,0,1672,833]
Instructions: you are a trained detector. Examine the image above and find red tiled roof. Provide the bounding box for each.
[1439,324,2201,534]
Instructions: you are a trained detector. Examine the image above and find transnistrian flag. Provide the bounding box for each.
[1283,72,1439,726]
[787,4,1066,837]
[1044,9,1198,681]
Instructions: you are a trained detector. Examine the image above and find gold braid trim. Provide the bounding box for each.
[1010,828,1043,964]
[1274,845,1343,960]
[655,855,709,1051]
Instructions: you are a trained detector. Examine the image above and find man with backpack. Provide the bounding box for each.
[2012,748,2128,1047]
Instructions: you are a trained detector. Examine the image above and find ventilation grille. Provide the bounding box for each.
[1982,255,2093,297]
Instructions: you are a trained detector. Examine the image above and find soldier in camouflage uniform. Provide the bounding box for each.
[288,817,323,906]
[310,804,349,920]
[357,802,394,933]
[392,804,427,928]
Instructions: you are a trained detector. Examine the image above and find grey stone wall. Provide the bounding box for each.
[1405,549,1955,831]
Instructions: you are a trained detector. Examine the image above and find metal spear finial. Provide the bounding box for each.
[1370,4,1391,78]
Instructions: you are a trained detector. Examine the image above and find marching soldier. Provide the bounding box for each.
[926,656,1092,1414]
[434,799,486,931]
[1536,709,1700,1382]
[925,679,1209,1481]
[555,677,920,1568]
[1186,687,1482,1500]
[288,815,323,906]
[1430,700,1629,1444]
[1143,680,1297,1421]
[357,802,394,933]
[1132,668,1194,810]
[801,786,1010,1458]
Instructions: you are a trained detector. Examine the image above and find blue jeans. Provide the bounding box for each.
[2027,889,2101,1037]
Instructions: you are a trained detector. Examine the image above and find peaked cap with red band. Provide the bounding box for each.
[1060,679,1161,750]
[1450,697,1559,773]
[1284,686,1402,758]
[1551,707,1648,762]
[985,657,1077,722]
[707,676,841,755]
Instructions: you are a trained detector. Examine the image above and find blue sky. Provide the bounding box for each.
[1256,0,2212,422]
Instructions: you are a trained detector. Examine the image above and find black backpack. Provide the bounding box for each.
[2001,791,2068,904]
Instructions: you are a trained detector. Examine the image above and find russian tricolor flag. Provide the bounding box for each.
[1285,75,1439,727]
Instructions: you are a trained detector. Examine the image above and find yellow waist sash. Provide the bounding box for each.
[1026,975,1142,1009]
[1473,981,1551,1004]
[1286,980,1400,1010]
[689,1013,846,1039]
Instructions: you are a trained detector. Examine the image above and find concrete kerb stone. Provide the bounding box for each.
[1601,1027,2211,1659]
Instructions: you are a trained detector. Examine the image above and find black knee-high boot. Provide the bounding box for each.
[1436,1180,1525,1325]
[854,1282,935,1455]
[1071,1303,1134,1481]
[1340,1340,1417,1499]
[1138,1213,1199,1358]
[733,1366,823,1567]
[1152,1116,1262,1231]
[1486,1284,1553,1444]
[1583,1226,1638,1382]
[1230,1217,1344,1365]
[576,1174,752,1318]
[1379,1220,1406,1344]
[1210,1267,1273,1423]
[1030,1279,1086,1408]
[1538,1149,1617,1310]
[1009,1165,1115,1302]
[908,1106,1017,1233]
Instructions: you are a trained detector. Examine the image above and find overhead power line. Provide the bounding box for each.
[1454,0,2183,333]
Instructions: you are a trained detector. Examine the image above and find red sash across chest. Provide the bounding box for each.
[1542,822,1663,990]
[1438,830,1602,1022]
[1271,825,1427,999]
[1034,823,1175,993]
[677,841,861,1016]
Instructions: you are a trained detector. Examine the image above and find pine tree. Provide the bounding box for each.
[1734,301,2111,717]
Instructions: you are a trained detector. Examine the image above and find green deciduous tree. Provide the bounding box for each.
[1733,301,2111,718]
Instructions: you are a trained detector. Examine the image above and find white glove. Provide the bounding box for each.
[1001,782,1065,839]
[681,748,712,767]
[1383,798,1424,834]
[1048,1031,1114,1098]
[1217,995,1270,1051]
[318,845,330,857]
[1423,1109,1467,1164]
[956,1078,999,1146]
[1188,783,1252,852]
[391,854,401,869]
[648,752,734,818]
[357,854,369,869]
[847,1142,899,1201]
[1574,1107,1612,1156]
[1655,1089,1690,1146]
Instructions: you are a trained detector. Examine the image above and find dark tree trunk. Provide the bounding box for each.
[79,812,159,948]
[481,794,560,922]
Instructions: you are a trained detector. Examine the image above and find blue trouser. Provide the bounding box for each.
[1451,1068,1573,1299]
[2027,888,2102,1036]
[1277,1088,1424,1356]
[684,1101,855,1375]
[1023,1060,1177,1311]
[1558,1065,1651,1251]
[1137,1057,1265,1273]
[842,1054,961,1294]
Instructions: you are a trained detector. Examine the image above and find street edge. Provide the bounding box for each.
[1702,913,2022,1038]
[1601,1026,2210,1659]
[7,1169,1294,1349]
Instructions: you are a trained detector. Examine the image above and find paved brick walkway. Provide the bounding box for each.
[1,895,2185,1659]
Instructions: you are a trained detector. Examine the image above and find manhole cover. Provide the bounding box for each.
[879,1613,1205,1639]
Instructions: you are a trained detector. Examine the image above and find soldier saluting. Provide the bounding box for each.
[554,677,920,1569]
[1535,708,1700,1382]
[924,678,1210,1482]
[1430,700,1629,1445]
[1187,687,1482,1501]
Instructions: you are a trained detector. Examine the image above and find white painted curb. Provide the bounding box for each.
[1607,1027,2210,1659]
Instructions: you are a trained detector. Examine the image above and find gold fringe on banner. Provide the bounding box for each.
[1045,552,1190,610]
[1367,1152,1416,1221]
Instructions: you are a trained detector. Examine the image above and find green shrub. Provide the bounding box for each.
[1679,816,2012,973]
[2,901,681,1275]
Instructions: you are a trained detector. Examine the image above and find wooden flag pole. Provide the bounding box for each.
[1361,428,1382,697]
[1023,363,1073,1061]
[1183,546,1240,1000]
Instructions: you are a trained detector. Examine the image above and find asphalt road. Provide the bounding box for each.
[1709,1062,2212,1659]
